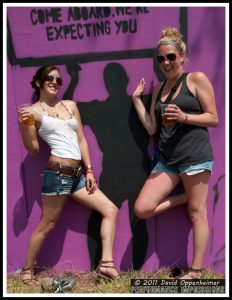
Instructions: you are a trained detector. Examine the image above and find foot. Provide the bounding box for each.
[21,267,37,285]
[96,260,120,280]
[178,268,203,279]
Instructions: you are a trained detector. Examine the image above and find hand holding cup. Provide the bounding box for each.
[18,103,35,126]
[161,104,176,126]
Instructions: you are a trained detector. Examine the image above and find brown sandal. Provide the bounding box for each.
[21,267,37,285]
[96,260,120,281]
[177,267,203,279]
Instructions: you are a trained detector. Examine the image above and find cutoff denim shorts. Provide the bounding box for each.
[151,160,213,176]
[41,168,86,196]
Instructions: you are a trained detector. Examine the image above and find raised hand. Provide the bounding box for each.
[133,78,146,99]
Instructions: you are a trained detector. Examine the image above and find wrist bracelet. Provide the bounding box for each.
[183,114,188,123]
[180,114,188,126]
[85,165,93,170]
[86,169,94,174]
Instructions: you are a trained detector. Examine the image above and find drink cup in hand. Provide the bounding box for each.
[161,104,176,126]
[18,103,35,126]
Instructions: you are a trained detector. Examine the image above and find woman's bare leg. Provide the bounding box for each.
[134,172,186,219]
[22,195,67,281]
[179,171,211,278]
[72,188,119,277]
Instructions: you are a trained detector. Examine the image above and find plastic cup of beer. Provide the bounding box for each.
[18,103,35,126]
[161,104,175,126]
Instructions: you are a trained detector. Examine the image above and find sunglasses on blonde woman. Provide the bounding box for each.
[157,53,177,64]
[44,75,63,86]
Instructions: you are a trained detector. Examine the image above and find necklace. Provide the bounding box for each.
[39,101,59,118]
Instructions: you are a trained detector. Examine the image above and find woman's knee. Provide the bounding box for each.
[103,202,118,219]
[187,206,207,222]
[36,220,57,236]
[134,202,152,219]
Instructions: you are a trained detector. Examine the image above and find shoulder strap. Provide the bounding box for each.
[165,72,188,104]
[156,80,167,102]
[61,100,73,116]
[32,106,43,115]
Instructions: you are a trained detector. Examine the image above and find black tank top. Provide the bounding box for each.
[154,73,214,167]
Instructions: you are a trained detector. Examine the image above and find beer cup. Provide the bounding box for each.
[18,103,35,126]
[161,104,176,126]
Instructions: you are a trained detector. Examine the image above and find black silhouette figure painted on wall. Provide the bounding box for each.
[63,62,82,100]
[63,62,151,270]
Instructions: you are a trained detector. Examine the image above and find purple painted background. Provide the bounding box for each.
[7,6,225,273]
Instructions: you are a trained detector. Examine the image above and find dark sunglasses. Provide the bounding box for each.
[44,75,63,86]
[157,53,177,64]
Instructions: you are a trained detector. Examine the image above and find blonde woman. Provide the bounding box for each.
[132,27,218,279]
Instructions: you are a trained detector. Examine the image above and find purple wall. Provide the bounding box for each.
[7,6,225,273]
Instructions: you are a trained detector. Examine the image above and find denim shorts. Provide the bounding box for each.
[41,168,86,196]
[151,160,213,176]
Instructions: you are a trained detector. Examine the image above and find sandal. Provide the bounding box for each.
[177,267,203,279]
[21,267,37,285]
[95,260,120,281]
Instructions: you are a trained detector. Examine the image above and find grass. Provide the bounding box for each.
[6,267,225,294]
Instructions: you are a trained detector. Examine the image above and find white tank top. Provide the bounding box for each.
[35,101,81,160]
